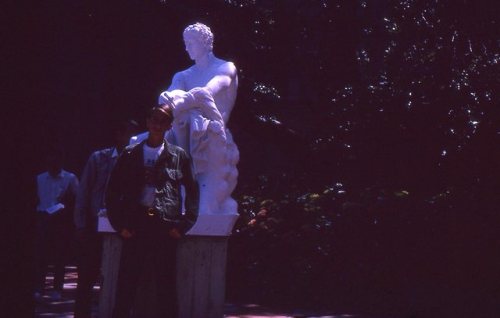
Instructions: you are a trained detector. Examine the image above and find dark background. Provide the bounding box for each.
[4,0,500,316]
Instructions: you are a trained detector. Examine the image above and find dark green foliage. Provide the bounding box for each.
[169,0,500,314]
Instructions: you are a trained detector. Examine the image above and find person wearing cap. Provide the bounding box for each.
[73,119,138,318]
[105,104,199,318]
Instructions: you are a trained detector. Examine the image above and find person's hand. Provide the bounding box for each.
[168,228,182,240]
[159,91,175,107]
[120,228,134,239]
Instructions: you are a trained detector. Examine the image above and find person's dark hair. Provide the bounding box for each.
[147,104,174,122]
[45,145,65,174]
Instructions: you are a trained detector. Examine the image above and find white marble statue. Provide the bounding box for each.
[158,23,239,226]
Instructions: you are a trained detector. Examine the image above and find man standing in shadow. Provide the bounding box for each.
[106,104,199,318]
[73,119,138,318]
[34,147,79,301]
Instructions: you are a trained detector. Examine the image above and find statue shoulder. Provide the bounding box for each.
[171,67,191,87]
[171,70,185,84]
[170,66,197,90]
[215,59,237,77]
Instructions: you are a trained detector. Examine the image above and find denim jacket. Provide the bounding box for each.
[74,147,118,231]
[105,139,199,234]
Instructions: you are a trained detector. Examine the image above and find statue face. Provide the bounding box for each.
[183,32,209,61]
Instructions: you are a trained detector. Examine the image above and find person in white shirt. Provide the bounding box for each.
[106,105,199,318]
[34,147,79,301]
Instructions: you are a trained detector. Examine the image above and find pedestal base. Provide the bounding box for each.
[97,214,237,317]
[98,234,174,318]
[177,236,229,318]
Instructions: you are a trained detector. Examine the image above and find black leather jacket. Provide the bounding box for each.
[106,139,199,235]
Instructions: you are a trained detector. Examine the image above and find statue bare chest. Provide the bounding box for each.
[184,72,215,89]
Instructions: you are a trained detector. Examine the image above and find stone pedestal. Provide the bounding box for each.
[98,214,237,318]
[179,214,237,317]
[177,236,229,318]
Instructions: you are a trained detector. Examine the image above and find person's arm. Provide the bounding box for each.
[74,153,97,230]
[105,151,133,237]
[56,173,78,218]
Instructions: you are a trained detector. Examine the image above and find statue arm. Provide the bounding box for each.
[158,72,187,105]
[168,72,186,91]
[159,63,236,121]
[205,62,237,96]
[159,88,224,123]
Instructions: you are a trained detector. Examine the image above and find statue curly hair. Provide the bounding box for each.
[183,22,214,51]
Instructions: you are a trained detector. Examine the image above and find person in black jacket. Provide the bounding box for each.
[106,104,199,318]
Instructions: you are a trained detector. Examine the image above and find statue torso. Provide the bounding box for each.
[181,58,238,125]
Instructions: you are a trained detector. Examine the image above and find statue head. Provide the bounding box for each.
[183,22,214,58]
